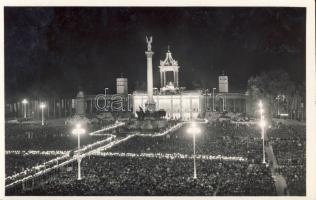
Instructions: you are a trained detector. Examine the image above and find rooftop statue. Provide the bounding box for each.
[146,36,153,51]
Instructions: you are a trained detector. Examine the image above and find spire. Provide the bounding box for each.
[159,46,178,66]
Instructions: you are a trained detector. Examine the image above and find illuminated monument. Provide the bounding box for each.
[71,37,247,118]
[133,39,202,120]
[5,37,248,118]
[145,36,156,111]
[159,46,180,93]
[132,38,247,120]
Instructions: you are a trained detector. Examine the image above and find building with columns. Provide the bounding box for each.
[132,40,247,120]
[70,38,248,120]
[133,90,202,120]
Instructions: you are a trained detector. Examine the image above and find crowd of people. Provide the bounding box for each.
[267,123,306,195]
[10,156,275,196]
[279,165,305,196]
[5,123,112,185]
[5,120,305,196]
[268,124,305,166]
[5,154,56,177]
[110,121,264,163]
[5,124,108,151]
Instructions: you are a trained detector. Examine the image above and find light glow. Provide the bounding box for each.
[22,99,28,104]
[187,122,201,135]
[259,119,266,128]
[72,123,86,135]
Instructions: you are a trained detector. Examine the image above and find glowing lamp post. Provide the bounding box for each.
[39,103,46,126]
[22,99,28,119]
[258,100,266,164]
[212,88,216,111]
[72,123,86,180]
[187,122,201,179]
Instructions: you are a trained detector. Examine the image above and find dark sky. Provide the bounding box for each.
[4,7,306,98]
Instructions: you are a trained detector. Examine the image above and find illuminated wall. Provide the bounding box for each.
[133,92,203,120]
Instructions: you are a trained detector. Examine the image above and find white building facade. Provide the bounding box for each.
[133,91,204,120]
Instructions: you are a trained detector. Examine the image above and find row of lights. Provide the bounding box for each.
[22,98,86,180]
[20,98,266,181]
[187,100,267,179]
[258,100,266,164]
[21,99,46,126]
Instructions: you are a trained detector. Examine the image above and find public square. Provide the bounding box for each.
[4,7,307,196]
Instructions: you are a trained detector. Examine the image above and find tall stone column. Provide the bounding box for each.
[160,71,164,88]
[175,70,179,87]
[163,72,166,86]
[75,91,85,116]
[173,71,176,86]
[145,36,156,111]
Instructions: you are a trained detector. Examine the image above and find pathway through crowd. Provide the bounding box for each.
[265,142,288,196]
[5,121,187,189]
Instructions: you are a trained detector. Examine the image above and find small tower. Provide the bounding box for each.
[116,74,128,94]
[218,71,228,93]
[75,90,85,116]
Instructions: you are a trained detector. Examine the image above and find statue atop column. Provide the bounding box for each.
[146,36,153,51]
[145,36,155,111]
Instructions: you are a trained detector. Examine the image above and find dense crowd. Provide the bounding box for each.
[5,124,108,151]
[278,165,305,196]
[11,156,275,196]
[5,123,112,185]
[5,120,305,196]
[267,123,306,195]
[110,121,264,163]
[5,155,56,177]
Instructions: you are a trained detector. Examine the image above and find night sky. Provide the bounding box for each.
[4,7,306,99]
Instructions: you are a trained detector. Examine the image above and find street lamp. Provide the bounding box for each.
[22,99,28,119]
[276,95,281,116]
[212,88,216,111]
[72,123,86,180]
[258,100,266,164]
[39,103,46,126]
[187,122,201,179]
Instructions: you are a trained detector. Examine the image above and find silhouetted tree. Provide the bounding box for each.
[247,69,305,119]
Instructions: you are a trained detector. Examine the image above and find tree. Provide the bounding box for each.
[246,69,304,119]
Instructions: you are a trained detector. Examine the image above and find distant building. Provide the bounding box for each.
[79,41,248,119]
[5,42,249,120]
[75,91,85,116]
[219,75,228,93]
[116,78,128,94]
[132,45,247,119]
[133,90,202,120]
[133,46,204,120]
